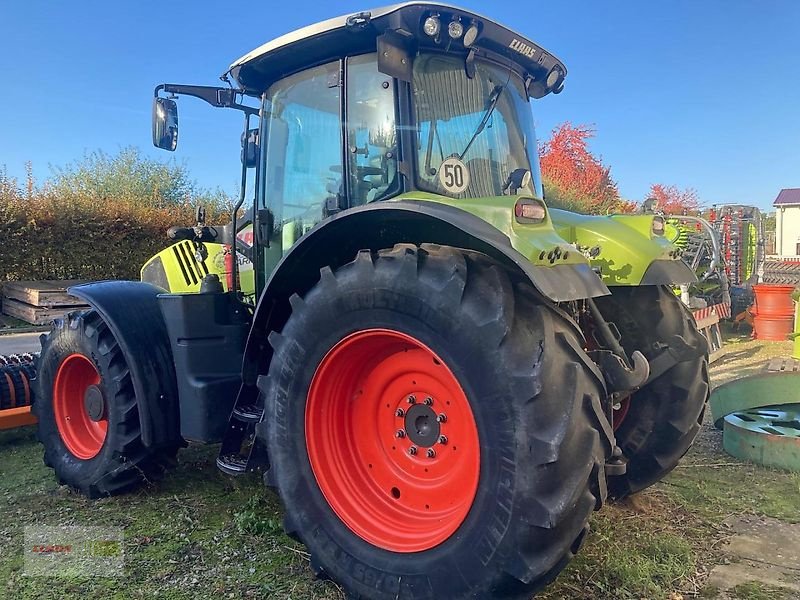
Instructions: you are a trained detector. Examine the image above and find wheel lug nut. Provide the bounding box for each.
[395,429,406,438]
[436,413,447,423]
[426,448,436,458]
[408,446,417,456]
[423,396,433,406]
[407,395,417,404]
[395,408,405,417]
[438,435,447,445]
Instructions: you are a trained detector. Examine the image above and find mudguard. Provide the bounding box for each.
[240,200,609,384]
[549,209,697,286]
[68,281,181,449]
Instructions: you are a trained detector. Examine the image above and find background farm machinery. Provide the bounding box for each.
[0,352,37,430]
[664,204,766,357]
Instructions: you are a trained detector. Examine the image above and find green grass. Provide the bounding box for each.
[3,333,800,599]
[0,427,342,599]
[731,581,792,600]
[538,498,701,599]
[665,461,800,524]
[1,425,714,600]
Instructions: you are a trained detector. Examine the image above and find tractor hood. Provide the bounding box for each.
[228,2,566,98]
[549,209,697,286]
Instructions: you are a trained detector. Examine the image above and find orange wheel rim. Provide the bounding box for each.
[305,329,480,553]
[53,354,107,459]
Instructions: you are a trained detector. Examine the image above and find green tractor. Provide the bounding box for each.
[34,3,708,598]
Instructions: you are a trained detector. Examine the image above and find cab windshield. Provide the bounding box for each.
[413,53,542,199]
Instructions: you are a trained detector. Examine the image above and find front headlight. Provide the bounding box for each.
[423,15,441,37]
[448,20,464,39]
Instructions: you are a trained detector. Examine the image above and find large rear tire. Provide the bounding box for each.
[261,244,613,599]
[594,286,709,498]
[35,310,178,498]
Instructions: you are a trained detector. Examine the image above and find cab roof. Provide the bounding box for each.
[227,2,567,99]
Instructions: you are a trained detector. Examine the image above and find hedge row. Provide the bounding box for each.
[0,193,218,282]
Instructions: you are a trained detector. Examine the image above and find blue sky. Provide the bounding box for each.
[1,1,798,210]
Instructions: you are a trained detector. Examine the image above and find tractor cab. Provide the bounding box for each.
[153,2,569,293]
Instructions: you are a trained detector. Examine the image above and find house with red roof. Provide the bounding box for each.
[774,188,800,256]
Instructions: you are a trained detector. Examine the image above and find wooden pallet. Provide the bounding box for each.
[1,281,89,325]
[1,298,87,325]
[2,280,87,308]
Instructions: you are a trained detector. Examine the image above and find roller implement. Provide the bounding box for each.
[0,353,37,430]
[33,4,709,597]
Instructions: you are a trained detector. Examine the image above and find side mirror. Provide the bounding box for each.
[153,97,179,151]
[241,128,259,168]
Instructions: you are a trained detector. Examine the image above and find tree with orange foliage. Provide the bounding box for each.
[646,184,701,215]
[539,122,624,214]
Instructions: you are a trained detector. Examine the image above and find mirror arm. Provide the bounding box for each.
[154,84,258,116]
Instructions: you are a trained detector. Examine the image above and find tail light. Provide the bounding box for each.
[514,199,547,224]
[652,216,665,236]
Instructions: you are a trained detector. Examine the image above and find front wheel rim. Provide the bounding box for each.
[305,329,480,553]
[53,354,107,459]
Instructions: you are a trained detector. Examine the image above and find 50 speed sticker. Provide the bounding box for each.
[438,157,470,194]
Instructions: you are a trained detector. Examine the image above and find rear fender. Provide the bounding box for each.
[239,200,609,385]
[549,209,697,286]
[68,281,181,449]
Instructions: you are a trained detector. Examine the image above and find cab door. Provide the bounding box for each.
[344,53,400,206]
[256,60,344,288]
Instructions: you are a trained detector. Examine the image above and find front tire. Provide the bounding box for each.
[261,245,613,599]
[594,286,709,498]
[35,310,178,498]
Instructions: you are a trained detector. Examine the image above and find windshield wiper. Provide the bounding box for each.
[424,119,437,176]
[458,84,504,160]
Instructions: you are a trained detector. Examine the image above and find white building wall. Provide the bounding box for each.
[777,205,800,256]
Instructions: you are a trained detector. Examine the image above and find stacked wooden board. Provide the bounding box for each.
[1,281,88,325]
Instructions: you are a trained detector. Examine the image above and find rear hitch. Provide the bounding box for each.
[589,349,650,395]
[583,298,650,395]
